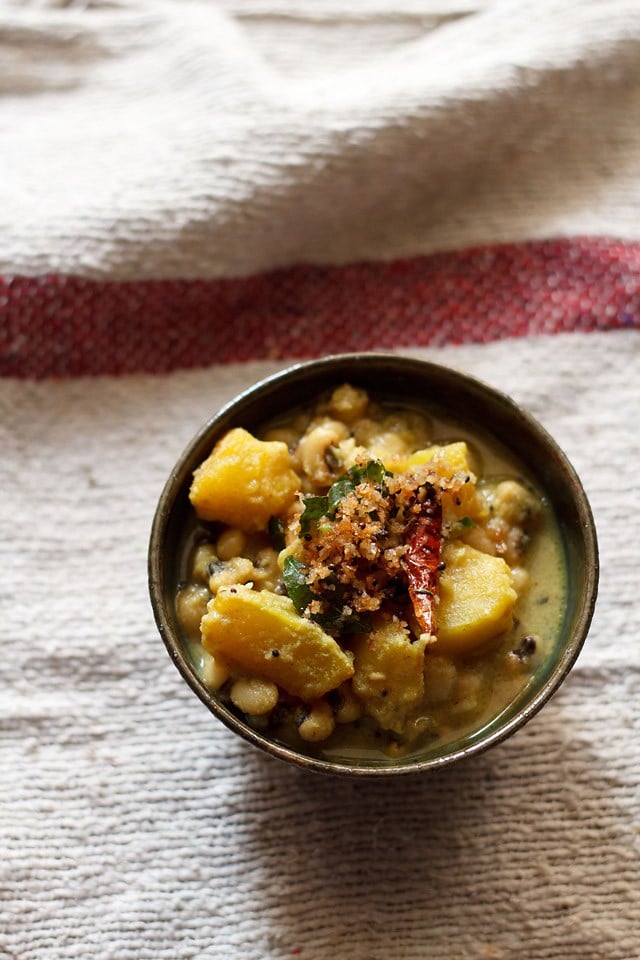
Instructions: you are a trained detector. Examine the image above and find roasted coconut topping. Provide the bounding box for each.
[283,459,471,635]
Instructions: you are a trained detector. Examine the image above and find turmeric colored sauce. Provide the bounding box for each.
[176,385,566,761]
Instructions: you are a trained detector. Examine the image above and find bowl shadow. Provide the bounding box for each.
[231,698,636,959]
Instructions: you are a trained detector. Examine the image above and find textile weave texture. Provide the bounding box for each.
[2,0,640,957]
[2,0,640,278]
[2,329,639,960]
[1,237,639,377]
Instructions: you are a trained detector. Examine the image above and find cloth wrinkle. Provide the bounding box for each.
[1,0,640,277]
[1,2,639,958]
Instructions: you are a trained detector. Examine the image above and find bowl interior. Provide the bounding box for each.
[148,354,598,776]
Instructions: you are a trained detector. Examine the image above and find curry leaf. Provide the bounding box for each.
[299,495,329,536]
[327,477,356,514]
[283,557,372,635]
[282,556,315,613]
[348,459,390,489]
[267,516,286,551]
[298,460,390,539]
[311,604,372,636]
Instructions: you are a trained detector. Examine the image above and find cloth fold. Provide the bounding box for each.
[1,0,640,278]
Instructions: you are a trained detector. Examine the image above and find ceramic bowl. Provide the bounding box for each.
[148,353,598,776]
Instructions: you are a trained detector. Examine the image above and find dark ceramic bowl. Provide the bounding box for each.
[148,353,598,776]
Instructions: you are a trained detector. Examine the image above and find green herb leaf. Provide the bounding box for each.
[313,606,372,636]
[267,516,286,551]
[458,516,476,528]
[297,459,389,539]
[283,557,372,635]
[337,612,372,634]
[348,459,390,489]
[299,495,329,536]
[327,477,356,514]
[282,556,315,614]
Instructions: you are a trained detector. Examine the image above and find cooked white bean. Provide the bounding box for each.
[297,419,350,487]
[208,556,254,592]
[492,480,539,527]
[334,682,363,724]
[351,417,378,446]
[230,677,279,715]
[216,528,246,562]
[201,653,230,690]
[298,700,335,742]
[459,523,498,556]
[251,547,281,591]
[176,584,210,636]
[328,384,369,424]
[191,543,219,583]
[510,566,530,595]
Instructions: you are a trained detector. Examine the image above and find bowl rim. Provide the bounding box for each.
[148,352,599,777]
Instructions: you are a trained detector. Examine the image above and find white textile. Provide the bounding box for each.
[2,334,640,959]
[0,0,640,277]
[1,3,640,958]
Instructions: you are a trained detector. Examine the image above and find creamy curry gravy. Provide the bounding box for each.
[176,385,566,762]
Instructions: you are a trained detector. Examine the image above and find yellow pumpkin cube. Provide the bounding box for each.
[406,440,471,471]
[434,540,516,653]
[200,585,353,701]
[397,442,487,523]
[189,428,300,532]
[352,618,427,734]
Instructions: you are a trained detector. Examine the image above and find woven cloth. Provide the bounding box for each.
[2,0,640,278]
[2,331,639,960]
[2,2,640,959]
[1,237,639,377]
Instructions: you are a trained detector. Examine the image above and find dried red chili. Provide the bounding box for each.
[402,485,443,635]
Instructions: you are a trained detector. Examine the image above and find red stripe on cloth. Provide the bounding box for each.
[1,237,638,378]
